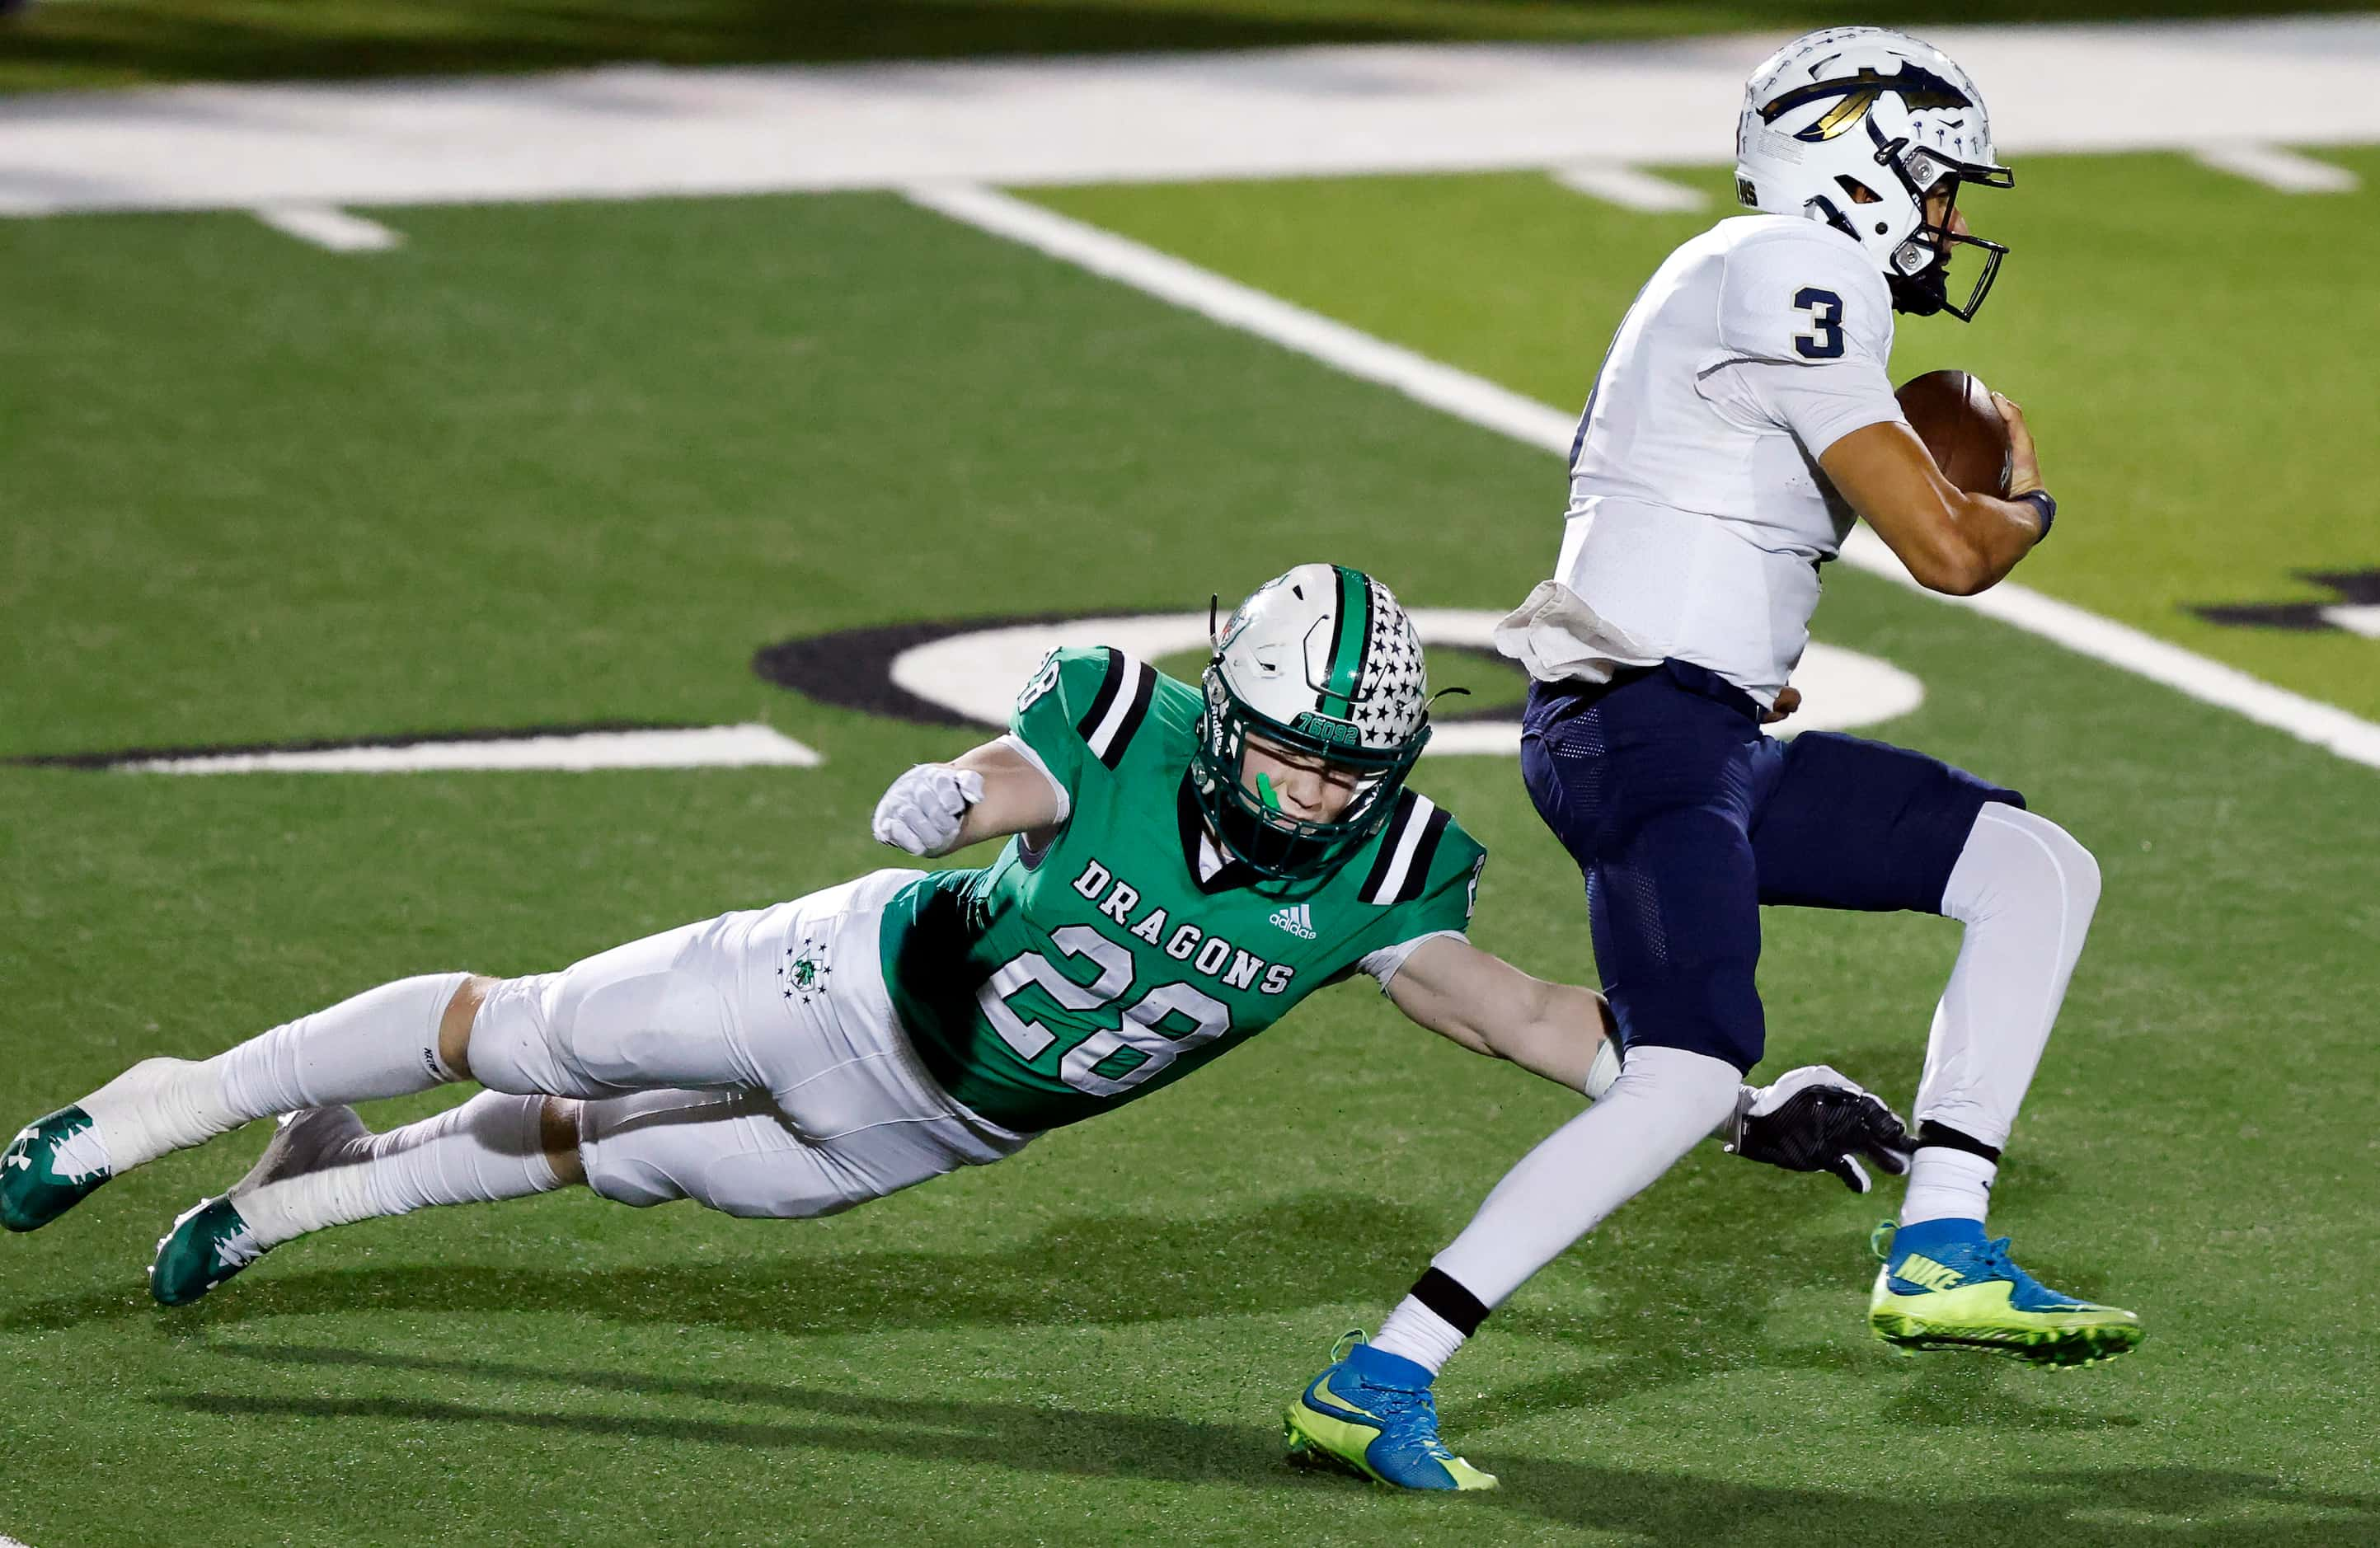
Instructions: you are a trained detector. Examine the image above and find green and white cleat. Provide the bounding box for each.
[1869,1220,2143,1369]
[148,1105,365,1306]
[150,1195,266,1306]
[2,1105,115,1232]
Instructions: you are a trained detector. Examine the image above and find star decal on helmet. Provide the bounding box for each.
[1348,576,1429,751]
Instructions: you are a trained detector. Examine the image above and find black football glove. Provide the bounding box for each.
[1724,1065,1914,1194]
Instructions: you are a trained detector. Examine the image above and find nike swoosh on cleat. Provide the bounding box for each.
[1303,1374,1387,1427]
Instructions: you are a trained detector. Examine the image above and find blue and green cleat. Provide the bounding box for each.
[1284,1332,1496,1491]
[2,1105,114,1232]
[1869,1219,2143,1368]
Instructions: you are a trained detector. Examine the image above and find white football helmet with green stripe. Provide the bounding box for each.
[1193,564,1433,879]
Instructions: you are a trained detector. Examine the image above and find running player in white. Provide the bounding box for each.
[4,568,1904,1355]
[1288,28,2141,1493]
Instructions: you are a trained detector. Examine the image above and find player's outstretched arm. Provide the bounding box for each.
[1385,940,1915,1191]
[871,739,1064,858]
[1382,937,1618,1095]
[1821,395,2048,597]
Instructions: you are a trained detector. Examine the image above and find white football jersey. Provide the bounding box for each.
[1496,215,1908,706]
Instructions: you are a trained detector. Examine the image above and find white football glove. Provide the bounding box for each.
[871,765,984,857]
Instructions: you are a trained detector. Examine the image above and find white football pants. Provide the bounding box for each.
[465,869,1030,1218]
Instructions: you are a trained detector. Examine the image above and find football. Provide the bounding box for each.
[1896,368,2013,496]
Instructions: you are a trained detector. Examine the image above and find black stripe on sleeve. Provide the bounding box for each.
[1097,661,1157,770]
[1073,646,1127,742]
[1359,790,1420,904]
[1394,804,1453,904]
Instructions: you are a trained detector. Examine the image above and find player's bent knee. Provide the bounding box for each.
[576,1090,875,1219]
[1950,805,2102,926]
[540,1097,588,1188]
[2048,821,2103,917]
[462,975,569,1097]
[1603,1044,1743,1135]
[437,975,498,1081]
[567,970,736,1091]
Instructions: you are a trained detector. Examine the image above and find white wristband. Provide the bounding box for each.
[1582,1039,1622,1102]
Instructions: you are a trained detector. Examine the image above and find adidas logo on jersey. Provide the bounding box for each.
[1270,903,1317,940]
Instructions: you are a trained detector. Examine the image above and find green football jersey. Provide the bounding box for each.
[880,645,1488,1134]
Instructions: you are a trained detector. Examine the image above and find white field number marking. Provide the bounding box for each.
[1550,163,1710,213]
[120,724,821,774]
[2190,145,2359,194]
[890,610,1922,753]
[251,204,403,251]
[906,184,2380,776]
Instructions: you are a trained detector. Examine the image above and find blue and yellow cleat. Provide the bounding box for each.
[2,1105,114,1233]
[1284,1332,1497,1492]
[1869,1219,2143,1369]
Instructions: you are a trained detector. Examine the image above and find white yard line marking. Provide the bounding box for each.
[2321,603,2380,640]
[4,19,2379,213]
[251,203,402,251]
[1550,162,1710,213]
[2190,144,2360,194]
[1838,528,2380,767]
[906,179,1575,461]
[908,182,2380,774]
[115,724,822,774]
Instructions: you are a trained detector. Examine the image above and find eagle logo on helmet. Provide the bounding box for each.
[1758,62,1973,142]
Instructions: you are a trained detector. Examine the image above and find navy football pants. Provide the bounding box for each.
[1520,664,2021,1074]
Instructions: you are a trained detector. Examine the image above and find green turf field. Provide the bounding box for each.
[3,172,2378,1546]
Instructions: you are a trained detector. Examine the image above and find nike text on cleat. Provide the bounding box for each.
[2,1106,114,1232]
[1867,1222,2143,1369]
[1282,1334,1496,1492]
[1270,903,1318,940]
[149,1196,267,1306]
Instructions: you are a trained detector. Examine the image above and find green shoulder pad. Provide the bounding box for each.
[1354,789,1487,944]
[1008,645,1162,795]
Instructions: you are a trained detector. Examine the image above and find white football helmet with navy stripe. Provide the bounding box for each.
[1194,564,1433,879]
[1735,26,2014,320]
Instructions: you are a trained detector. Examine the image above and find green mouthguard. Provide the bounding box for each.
[1257,772,1281,811]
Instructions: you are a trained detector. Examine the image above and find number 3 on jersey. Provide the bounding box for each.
[1792,287,1844,359]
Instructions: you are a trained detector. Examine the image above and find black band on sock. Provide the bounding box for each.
[1915,1122,2003,1165]
[1410,1268,1490,1337]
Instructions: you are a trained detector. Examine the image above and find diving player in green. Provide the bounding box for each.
[5,566,1909,1385]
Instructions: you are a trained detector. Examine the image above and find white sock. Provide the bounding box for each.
[238,1093,563,1249]
[1899,1147,1998,1227]
[1430,1044,1743,1310]
[1370,1295,1468,1376]
[82,973,470,1174]
[1915,805,2101,1152]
